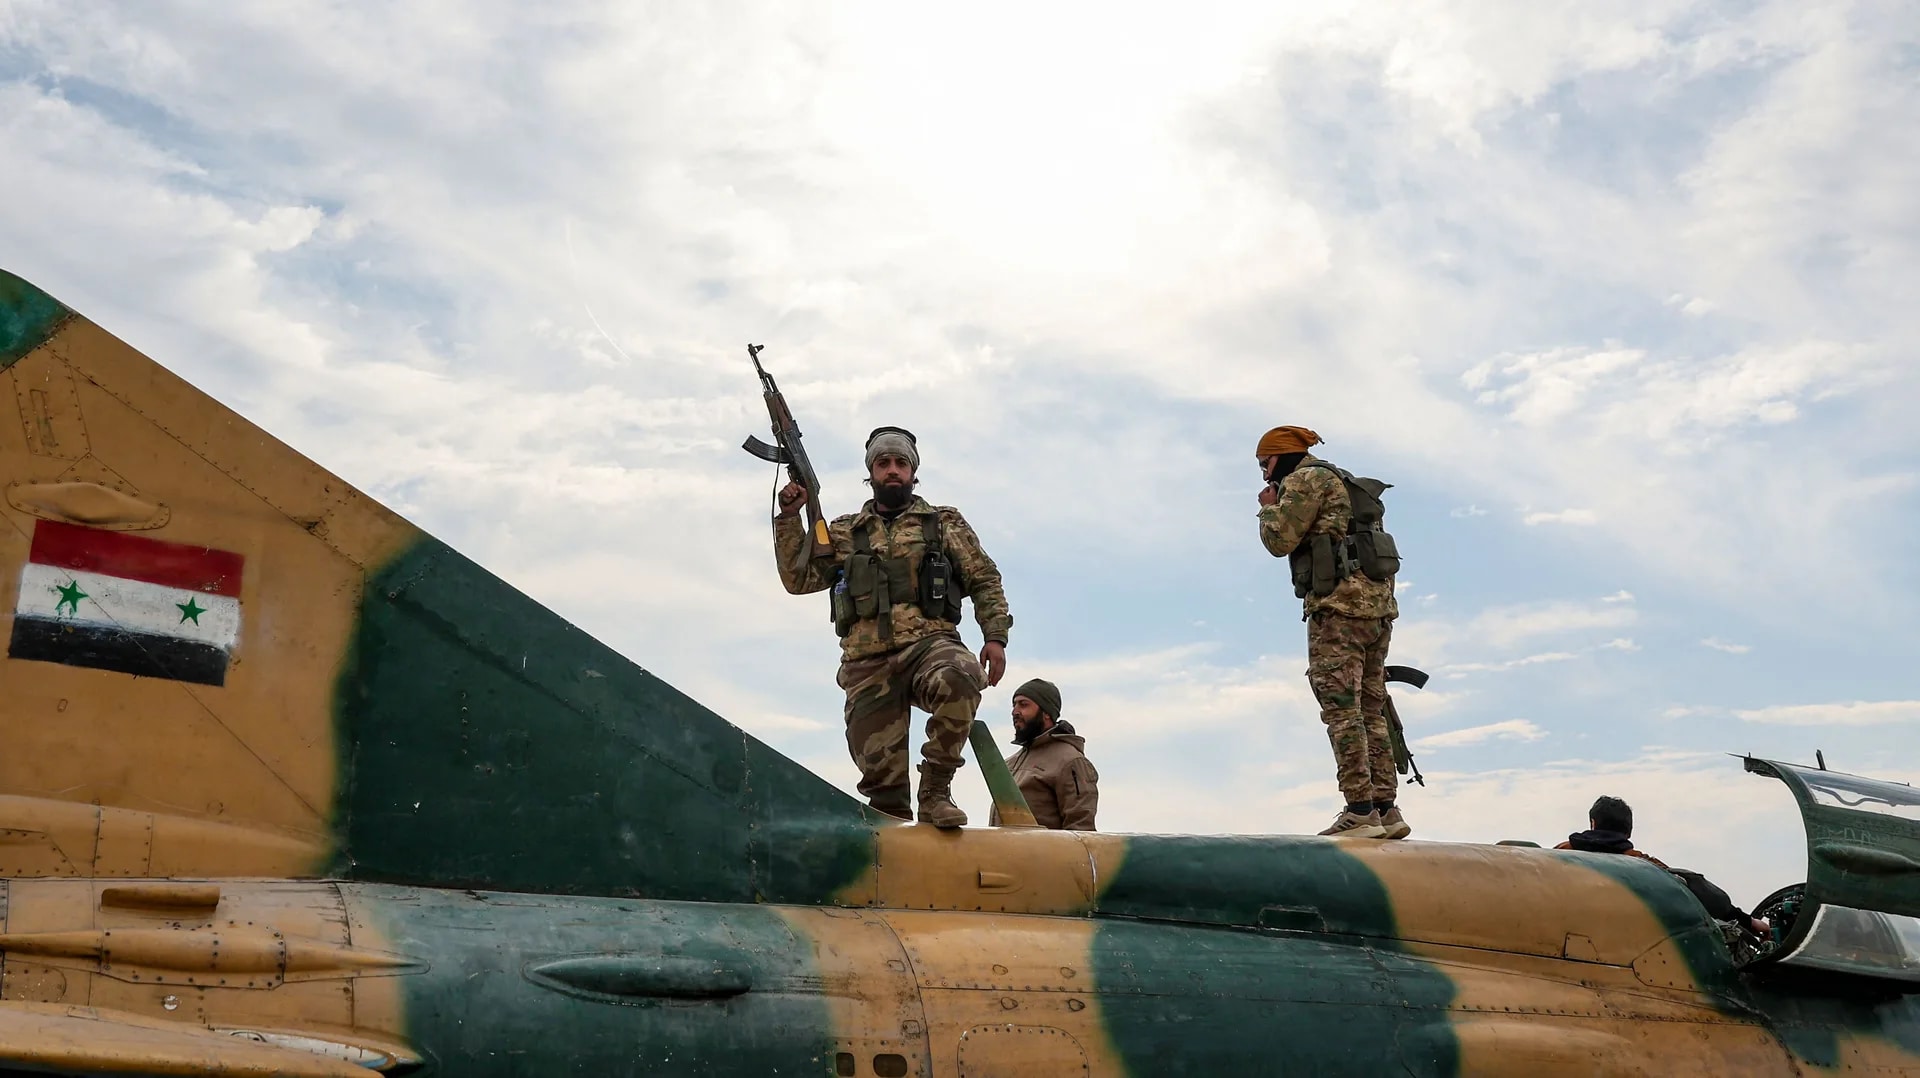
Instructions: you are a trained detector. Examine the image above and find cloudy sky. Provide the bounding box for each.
[4,0,1916,905]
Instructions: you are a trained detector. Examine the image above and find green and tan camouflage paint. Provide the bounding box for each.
[0,268,1915,1076]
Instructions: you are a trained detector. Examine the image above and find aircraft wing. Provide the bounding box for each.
[0,1001,374,1077]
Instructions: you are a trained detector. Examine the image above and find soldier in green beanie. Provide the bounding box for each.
[989,678,1099,830]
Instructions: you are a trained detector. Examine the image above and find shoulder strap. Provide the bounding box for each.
[1299,461,1388,537]
[1326,462,1394,494]
[851,523,873,554]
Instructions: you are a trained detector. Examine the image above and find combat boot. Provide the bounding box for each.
[1318,807,1386,839]
[1377,804,1411,840]
[916,763,968,829]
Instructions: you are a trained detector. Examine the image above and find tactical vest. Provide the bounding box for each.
[831,510,966,642]
[1286,461,1402,599]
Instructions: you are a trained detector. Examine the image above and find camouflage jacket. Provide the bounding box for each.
[775,496,1012,662]
[1257,455,1398,621]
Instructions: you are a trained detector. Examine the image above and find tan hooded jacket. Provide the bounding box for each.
[989,721,1098,830]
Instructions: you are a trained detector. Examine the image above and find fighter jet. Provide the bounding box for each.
[0,267,1914,1075]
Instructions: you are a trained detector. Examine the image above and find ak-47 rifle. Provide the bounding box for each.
[741,344,836,570]
[1384,664,1428,787]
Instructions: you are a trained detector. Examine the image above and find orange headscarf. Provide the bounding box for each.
[1256,425,1322,457]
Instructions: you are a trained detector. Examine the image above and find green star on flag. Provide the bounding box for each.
[53,579,87,615]
[177,596,206,625]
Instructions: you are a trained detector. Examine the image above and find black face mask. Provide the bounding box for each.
[1265,452,1307,483]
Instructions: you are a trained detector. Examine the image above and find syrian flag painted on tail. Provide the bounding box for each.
[9,521,244,686]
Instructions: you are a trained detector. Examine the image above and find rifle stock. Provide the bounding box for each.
[801,492,831,565]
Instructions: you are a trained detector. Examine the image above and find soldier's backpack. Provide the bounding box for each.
[1300,461,1402,584]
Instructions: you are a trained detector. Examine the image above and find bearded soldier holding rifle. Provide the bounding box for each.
[745,347,1011,827]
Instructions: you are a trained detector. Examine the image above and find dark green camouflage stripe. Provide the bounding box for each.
[1091,835,1459,1076]
[0,270,73,370]
[351,885,839,1076]
[333,537,876,902]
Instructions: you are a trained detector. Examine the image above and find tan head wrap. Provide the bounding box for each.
[1256,426,1322,457]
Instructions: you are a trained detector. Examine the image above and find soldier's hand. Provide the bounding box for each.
[979,641,1006,688]
[775,481,806,518]
[1257,483,1279,508]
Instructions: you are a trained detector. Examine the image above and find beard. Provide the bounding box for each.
[1013,716,1047,746]
[873,479,913,509]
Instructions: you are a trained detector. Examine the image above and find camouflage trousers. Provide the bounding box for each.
[837,632,986,815]
[1305,612,1397,805]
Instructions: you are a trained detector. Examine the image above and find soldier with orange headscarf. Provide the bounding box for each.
[1255,426,1407,840]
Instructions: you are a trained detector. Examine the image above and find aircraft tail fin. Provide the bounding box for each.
[0,268,874,903]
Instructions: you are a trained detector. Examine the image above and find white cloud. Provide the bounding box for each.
[996,642,1390,749]
[1394,593,1644,678]
[1413,719,1546,750]
[1522,508,1598,526]
[1460,599,1637,651]
[1736,701,1920,727]
[1445,651,1580,675]
[1475,347,1647,427]
[1700,638,1753,654]
[1667,292,1717,317]
[0,0,1914,909]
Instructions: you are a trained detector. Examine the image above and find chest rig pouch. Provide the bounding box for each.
[1286,462,1402,599]
[832,511,967,640]
[1289,535,1343,599]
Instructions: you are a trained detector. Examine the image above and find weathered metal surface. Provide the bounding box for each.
[0,267,1914,1075]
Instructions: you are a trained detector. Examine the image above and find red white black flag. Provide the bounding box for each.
[9,521,244,686]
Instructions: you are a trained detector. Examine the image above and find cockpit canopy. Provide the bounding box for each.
[1745,757,1920,986]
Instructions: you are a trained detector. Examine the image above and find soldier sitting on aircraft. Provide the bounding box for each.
[987,678,1098,830]
[1558,796,1770,938]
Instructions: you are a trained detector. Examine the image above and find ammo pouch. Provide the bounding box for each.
[833,514,966,637]
[1351,525,1400,582]
[1288,547,1312,599]
[1291,460,1403,588]
[1290,534,1342,599]
[835,541,893,640]
[845,552,881,619]
[919,515,965,623]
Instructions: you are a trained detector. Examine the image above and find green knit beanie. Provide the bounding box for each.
[1013,678,1062,720]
